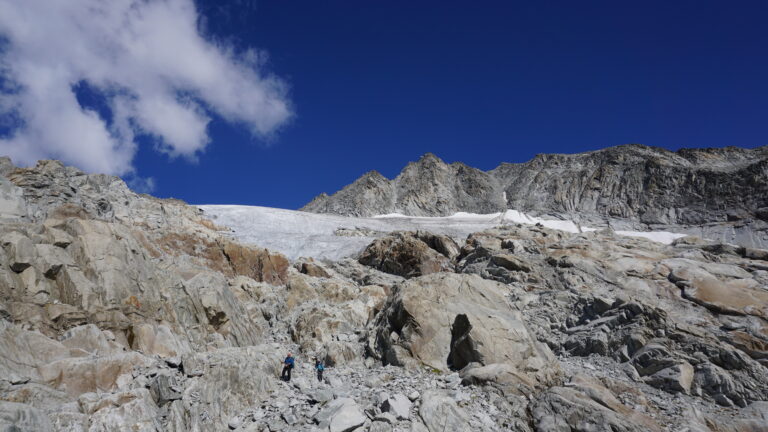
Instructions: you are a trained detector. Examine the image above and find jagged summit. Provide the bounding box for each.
[301,145,768,247]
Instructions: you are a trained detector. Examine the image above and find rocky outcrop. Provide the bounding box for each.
[302,145,768,248]
[533,374,663,432]
[357,231,458,278]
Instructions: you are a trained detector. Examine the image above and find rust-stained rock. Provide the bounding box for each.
[222,241,289,285]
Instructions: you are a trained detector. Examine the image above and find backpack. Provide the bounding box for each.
[317,363,324,371]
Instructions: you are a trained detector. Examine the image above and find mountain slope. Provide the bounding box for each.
[301,145,768,247]
[1,157,768,431]
[302,145,768,221]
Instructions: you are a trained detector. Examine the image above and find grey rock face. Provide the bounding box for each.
[533,374,663,432]
[368,272,559,386]
[302,145,768,247]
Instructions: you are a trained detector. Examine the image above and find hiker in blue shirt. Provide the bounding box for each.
[281,352,295,381]
[314,357,324,382]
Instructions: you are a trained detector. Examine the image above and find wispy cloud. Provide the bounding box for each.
[0,0,292,175]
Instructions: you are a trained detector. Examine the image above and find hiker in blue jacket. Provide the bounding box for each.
[281,353,295,381]
[314,357,324,382]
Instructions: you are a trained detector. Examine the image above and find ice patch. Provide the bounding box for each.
[615,230,688,245]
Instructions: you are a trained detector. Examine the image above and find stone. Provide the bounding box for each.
[644,362,694,394]
[60,324,120,355]
[3,231,35,272]
[630,342,676,376]
[149,374,182,405]
[745,247,768,261]
[418,390,470,432]
[358,231,455,278]
[281,409,299,425]
[381,393,412,420]
[33,244,73,278]
[309,388,334,403]
[374,412,397,424]
[314,398,366,432]
[490,254,532,272]
[459,363,536,389]
[299,260,332,278]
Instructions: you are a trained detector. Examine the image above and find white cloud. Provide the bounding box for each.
[0,0,292,176]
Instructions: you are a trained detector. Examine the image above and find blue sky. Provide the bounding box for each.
[1,1,767,208]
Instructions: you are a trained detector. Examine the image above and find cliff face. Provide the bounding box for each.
[493,145,768,225]
[301,145,768,225]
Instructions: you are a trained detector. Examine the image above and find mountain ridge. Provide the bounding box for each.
[301,144,768,247]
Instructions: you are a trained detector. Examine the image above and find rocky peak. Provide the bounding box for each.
[302,145,768,248]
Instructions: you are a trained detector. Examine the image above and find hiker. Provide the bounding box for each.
[281,353,295,381]
[314,357,324,382]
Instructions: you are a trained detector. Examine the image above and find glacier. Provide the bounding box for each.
[199,205,688,261]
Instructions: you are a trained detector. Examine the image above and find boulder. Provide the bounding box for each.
[414,231,461,260]
[645,362,694,394]
[459,362,538,389]
[370,273,558,385]
[299,259,332,278]
[744,248,768,261]
[358,232,454,278]
[314,397,366,432]
[380,393,412,420]
[418,390,470,432]
[630,342,677,376]
[490,254,532,272]
[3,231,35,272]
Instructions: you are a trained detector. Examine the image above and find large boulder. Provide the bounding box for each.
[314,397,367,432]
[369,273,558,386]
[418,390,470,432]
[359,232,455,278]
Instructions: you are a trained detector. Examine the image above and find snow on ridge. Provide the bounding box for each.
[199,205,687,261]
[615,230,688,244]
